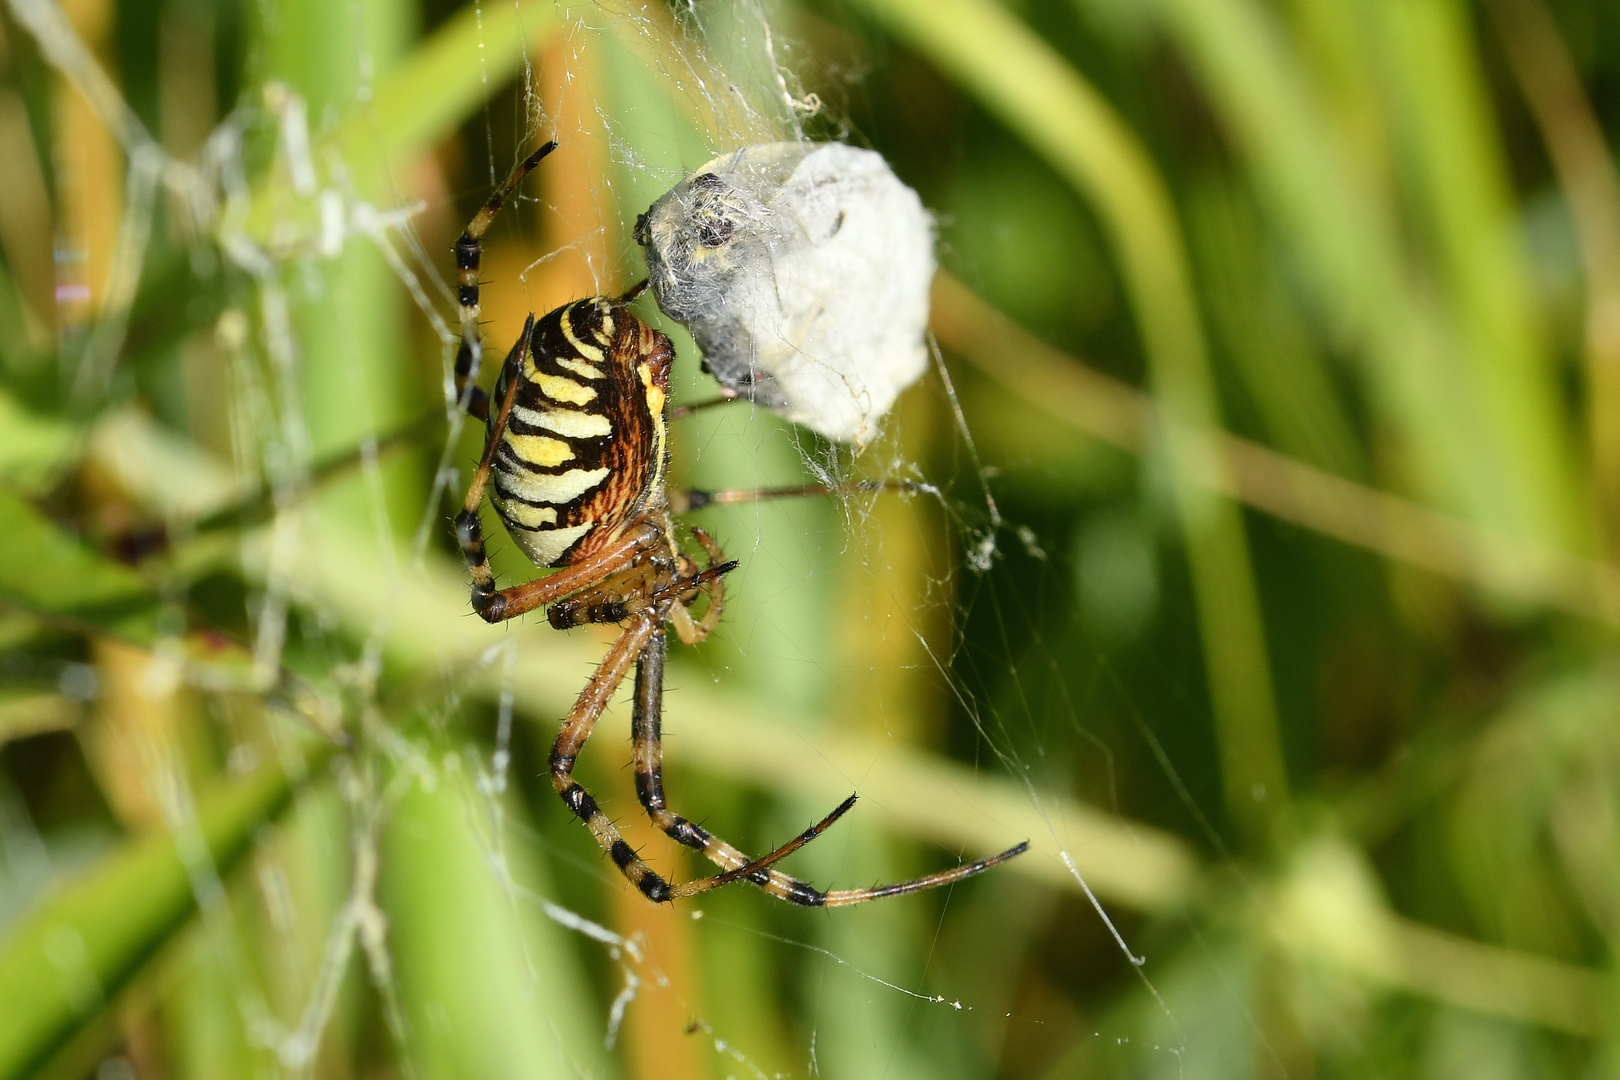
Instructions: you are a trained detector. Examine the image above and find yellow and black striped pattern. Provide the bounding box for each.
[487,298,673,569]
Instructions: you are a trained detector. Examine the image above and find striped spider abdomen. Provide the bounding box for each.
[487,297,673,569]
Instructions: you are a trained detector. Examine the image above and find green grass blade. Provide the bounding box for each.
[379,760,615,1080]
[360,1,556,170]
[0,752,329,1080]
[1185,176,1364,478]
[1161,0,1584,549]
[1378,0,1584,546]
[838,0,1289,845]
[230,0,557,247]
[0,390,78,495]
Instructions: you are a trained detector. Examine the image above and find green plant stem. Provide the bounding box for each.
[379,757,613,1080]
[1487,0,1620,559]
[231,0,558,248]
[1160,0,1583,553]
[0,746,334,1080]
[932,274,1620,623]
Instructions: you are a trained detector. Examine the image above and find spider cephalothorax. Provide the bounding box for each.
[449,141,1026,906]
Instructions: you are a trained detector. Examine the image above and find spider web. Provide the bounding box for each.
[0,0,1245,1076]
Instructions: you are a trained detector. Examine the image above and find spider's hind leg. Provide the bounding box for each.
[630,627,835,905]
[630,626,1030,906]
[551,609,853,905]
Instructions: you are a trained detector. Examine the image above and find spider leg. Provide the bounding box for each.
[629,627,837,905]
[549,604,824,904]
[544,546,737,633]
[456,515,662,624]
[666,793,862,901]
[630,627,1031,906]
[670,479,932,514]
[452,139,558,420]
[459,315,534,514]
[550,609,674,903]
[816,843,1029,907]
[666,390,740,420]
[455,315,544,608]
[668,527,728,646]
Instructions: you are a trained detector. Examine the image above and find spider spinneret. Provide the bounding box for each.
[450,140,1027,907]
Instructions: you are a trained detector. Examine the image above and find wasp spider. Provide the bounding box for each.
[450,141,1028,906]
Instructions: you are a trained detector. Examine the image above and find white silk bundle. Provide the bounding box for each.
[636,143,935,444]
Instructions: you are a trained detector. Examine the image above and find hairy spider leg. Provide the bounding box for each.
[452,139,558,421]
[541,527,735,636]
[456,513,661,624]
[630,627,1031,907]
[550,604,866,904]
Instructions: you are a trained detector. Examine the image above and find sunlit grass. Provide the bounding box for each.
[2,0,1619,1076]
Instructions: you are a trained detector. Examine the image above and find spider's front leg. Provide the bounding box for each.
[452,139,557,421]
[628,625,839,906]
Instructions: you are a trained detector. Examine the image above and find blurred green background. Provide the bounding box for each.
[3,0,1620,1076]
